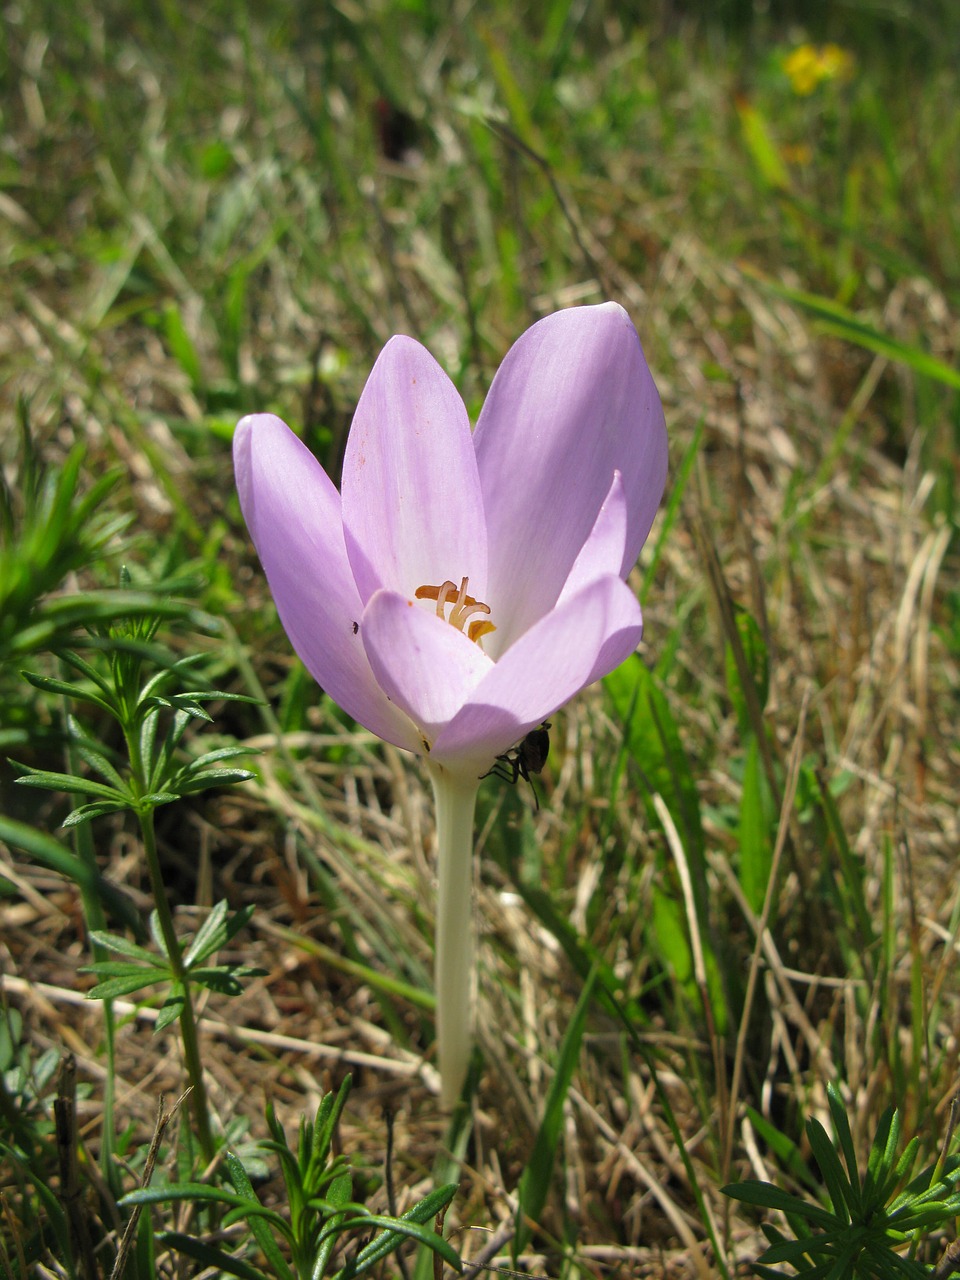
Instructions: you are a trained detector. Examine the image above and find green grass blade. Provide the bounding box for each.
[224,1150,295,1280]
[745,269,960,389]
[738,735,773,915]
[515,967,597,1255]
[805,1116,857,1222]
[335,1199,462,1278]
[158,1232,272,1280]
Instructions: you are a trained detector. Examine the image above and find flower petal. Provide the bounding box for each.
[341,336,487,604]
[360,589,493,751]
[233,414,419,752]
[430,574,643,775]
[473,302,666,653]
[556,470,629,606]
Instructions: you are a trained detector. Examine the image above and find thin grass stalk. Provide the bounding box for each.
[723,685,810,1189]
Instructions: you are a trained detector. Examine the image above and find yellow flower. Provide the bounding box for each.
[784,44,821,95]
[783,43,855,95]
[818,43,855,83]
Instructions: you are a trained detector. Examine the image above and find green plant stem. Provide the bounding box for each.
[73,828,121,1186]
[62,687,120,1193]
[427,764,480,1110]
[136,807,215,1165]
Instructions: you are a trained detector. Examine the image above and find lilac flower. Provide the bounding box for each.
[234,303,667,1105]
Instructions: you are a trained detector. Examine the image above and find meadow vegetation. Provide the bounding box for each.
[1,1,958,1276]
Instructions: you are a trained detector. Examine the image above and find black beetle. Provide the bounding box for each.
[480,722,551,809]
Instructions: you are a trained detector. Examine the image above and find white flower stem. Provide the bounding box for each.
[427,764,480,1109]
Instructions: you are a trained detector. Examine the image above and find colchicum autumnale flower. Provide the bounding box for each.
[234,303,667,1106]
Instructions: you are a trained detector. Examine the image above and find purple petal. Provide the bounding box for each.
[360,589,493,751]
[557,471,629,606]
[234,414,419,752]
[430,574,643,775]
[341,336,487,605]
[473,303,666,653]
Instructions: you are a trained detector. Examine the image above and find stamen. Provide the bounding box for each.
[454,598,492,628]
[468,618,496,642]
[450,577,489,629]
[415,574,496,645]
[437,580,459,618]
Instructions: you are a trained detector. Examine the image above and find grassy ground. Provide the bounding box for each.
[2,1,959,1276]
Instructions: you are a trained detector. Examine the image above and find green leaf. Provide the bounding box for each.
[12,594,202,659]
[154,988,186,1032]
[311,1153,355,1202]
[184,902,255,966]
[826,1084,862,1215]
[152,691,206,712]
[84,959,167,979]
[72,738,129,794]
[149,910,170,954]
[62,800,130,827]
[19,669,114,715]
[736,97,791,190]
[745,269,960,390]
[12,765,129,803]
[181,688,260,705]
[145,707,194,792]
[651,885,692,983]
[176,767,255,793]
[739,735,773,915]
[88,932,161,965]
[189,966,263,996]
[605,657,705,882]
[85,972,167,1001]
[722,1180,837,1230]
[311,1076,353,1180]
[138,791,181,809]
[337,1185,460,1278]
[163,301,203,389]
[743,1107,821,1192]
[182,899,229,966]
[187,744,258,768]
[224,1152,295,1279]
[312,1170,354,1277]
[122,1183,262,1210]
[724,607,769,736]
[335,1207,463,1277]
[889,1134,923,1200]
[515,968,596,1253]
[56,648,114,695]
[806,1117,857,1223]
[138,663,190,705]
[761,1227,855,1267]
[157,1233,272,1280]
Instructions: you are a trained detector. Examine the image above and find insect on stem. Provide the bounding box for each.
[479,722,551,810]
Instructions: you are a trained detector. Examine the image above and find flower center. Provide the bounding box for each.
[415,576,496,644]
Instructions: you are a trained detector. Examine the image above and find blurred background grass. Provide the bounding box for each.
[1,1,958,1275]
